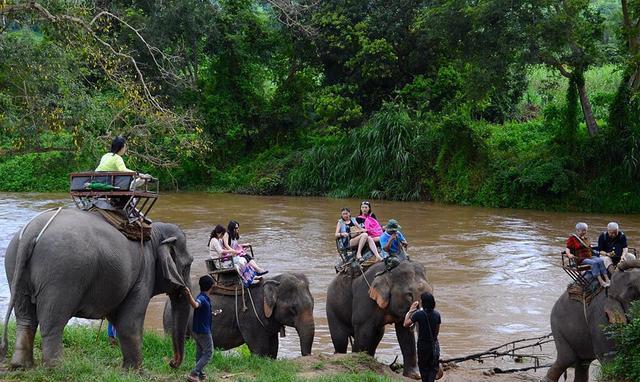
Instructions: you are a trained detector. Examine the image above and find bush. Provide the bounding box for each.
[0,152,85,192]
[601,301,640,381]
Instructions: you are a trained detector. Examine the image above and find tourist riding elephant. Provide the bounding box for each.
[326,261,432,379]
[0,208,193,369]
[163,273,314,358]
[544,260,640,382]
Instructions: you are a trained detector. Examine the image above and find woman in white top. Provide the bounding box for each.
[223,220,268,275]
[208,225,236,259]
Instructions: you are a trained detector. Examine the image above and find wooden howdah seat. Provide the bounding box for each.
[206,245,257,288]
[69,171,158,221]
[334,238,382,274]
[561,247,638,288]
[561,250,593,287]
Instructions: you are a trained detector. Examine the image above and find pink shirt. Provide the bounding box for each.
[360,215,383,237]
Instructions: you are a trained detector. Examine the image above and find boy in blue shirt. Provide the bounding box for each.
[379,219,408,259]
[184,275,215,382]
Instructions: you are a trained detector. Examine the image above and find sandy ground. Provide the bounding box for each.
[281,354,545,382]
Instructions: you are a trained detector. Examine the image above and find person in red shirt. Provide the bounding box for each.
[565,222,610,288]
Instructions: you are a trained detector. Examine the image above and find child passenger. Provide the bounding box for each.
[184,275,216,382]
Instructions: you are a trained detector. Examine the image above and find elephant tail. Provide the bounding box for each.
[0,208,60,360]
[0,235,38,360]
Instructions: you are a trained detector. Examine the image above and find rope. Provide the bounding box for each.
[234,285,241,332]
[19,207,57,241]
[358,263,372,288]
[247,287,266,329]
[582,294,589,327]
[97,318,105,340]
[240,281,247,311]
[35,207,63,243]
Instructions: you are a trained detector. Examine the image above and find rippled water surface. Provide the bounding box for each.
[1,192,637,374]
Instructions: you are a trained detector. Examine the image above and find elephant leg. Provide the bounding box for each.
[39,320,67,367]
[36,297,75,367]
[545,335,578,382]
[10,294,38,369]
[242,321,279,358]
[353,323,384,356]
[112,292,149,369]
[544,357,577,382]
[10,319,38,369]
[265,333,279,359]
[395,323,420,380]
[327,311,351,353]
[574,361,590,382]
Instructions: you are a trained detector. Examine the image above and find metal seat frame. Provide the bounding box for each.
[69,171,158,220]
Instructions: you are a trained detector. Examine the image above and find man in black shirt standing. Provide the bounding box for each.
[598,222,634,270]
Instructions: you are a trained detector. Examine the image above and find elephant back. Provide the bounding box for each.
[90,208,151,242]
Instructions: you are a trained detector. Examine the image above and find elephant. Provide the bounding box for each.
[544,260,640,382]
[0,208,193,369]
[163,272,315,358]
[326,260,432,379]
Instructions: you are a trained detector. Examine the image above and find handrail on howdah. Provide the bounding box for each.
[68,171,159,220]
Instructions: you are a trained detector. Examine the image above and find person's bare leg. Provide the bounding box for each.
[597,275,608,287]
[366,236,381,260]
[248,260,266,274]
[356,235,368,259]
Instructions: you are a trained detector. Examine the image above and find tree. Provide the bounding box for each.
[0,1,206,169]
[527,0,606,136]
[621,0,640,91]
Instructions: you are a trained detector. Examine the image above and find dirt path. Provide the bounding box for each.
[288,354,543,381]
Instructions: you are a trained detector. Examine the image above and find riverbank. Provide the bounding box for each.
[0,323,550,382]
[0,324,392,382]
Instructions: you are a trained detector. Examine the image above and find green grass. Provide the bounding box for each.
[0,323,397,381]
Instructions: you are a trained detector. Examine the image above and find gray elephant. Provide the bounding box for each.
[164,273,314,357]
[326,261,432,379]
[544,260,640,382]
[0,208,192,369]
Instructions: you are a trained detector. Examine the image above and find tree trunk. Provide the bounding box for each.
[575,74,598,136]
[621,0,640,91]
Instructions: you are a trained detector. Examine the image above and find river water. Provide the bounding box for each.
[1,192,636,373]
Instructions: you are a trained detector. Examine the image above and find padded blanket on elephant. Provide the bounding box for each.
[211,278,262,296]
[567,281,603,305]
[91,208,151,242]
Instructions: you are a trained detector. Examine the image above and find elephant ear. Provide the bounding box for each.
[604,297,628,324]
[158,237,186,292]
[263,280,280,318]
[369,275,391,310]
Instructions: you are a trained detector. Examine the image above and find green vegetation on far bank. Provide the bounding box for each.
[0,323,395,382]
[2,0,640,213]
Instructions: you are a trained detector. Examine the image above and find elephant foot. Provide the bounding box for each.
[9,349,34,370]
[403,367,421,380]
[10,327,36,369]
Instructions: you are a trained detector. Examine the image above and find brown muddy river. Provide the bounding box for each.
[0,192,635,374]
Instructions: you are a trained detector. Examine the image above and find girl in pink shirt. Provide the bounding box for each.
[358,201,383,243]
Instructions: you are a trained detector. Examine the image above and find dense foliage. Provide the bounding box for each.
[1,0,640,212]
[602,301,640,381]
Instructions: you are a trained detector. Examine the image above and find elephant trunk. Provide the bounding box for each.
[169,294,190,368]
[295,310,315,356]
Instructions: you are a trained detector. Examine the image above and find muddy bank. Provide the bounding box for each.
[288,353,544,382]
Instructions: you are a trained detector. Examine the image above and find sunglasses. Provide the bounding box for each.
[361,201,370,206]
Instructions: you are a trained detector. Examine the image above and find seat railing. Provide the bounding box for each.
[561,250,592,286]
